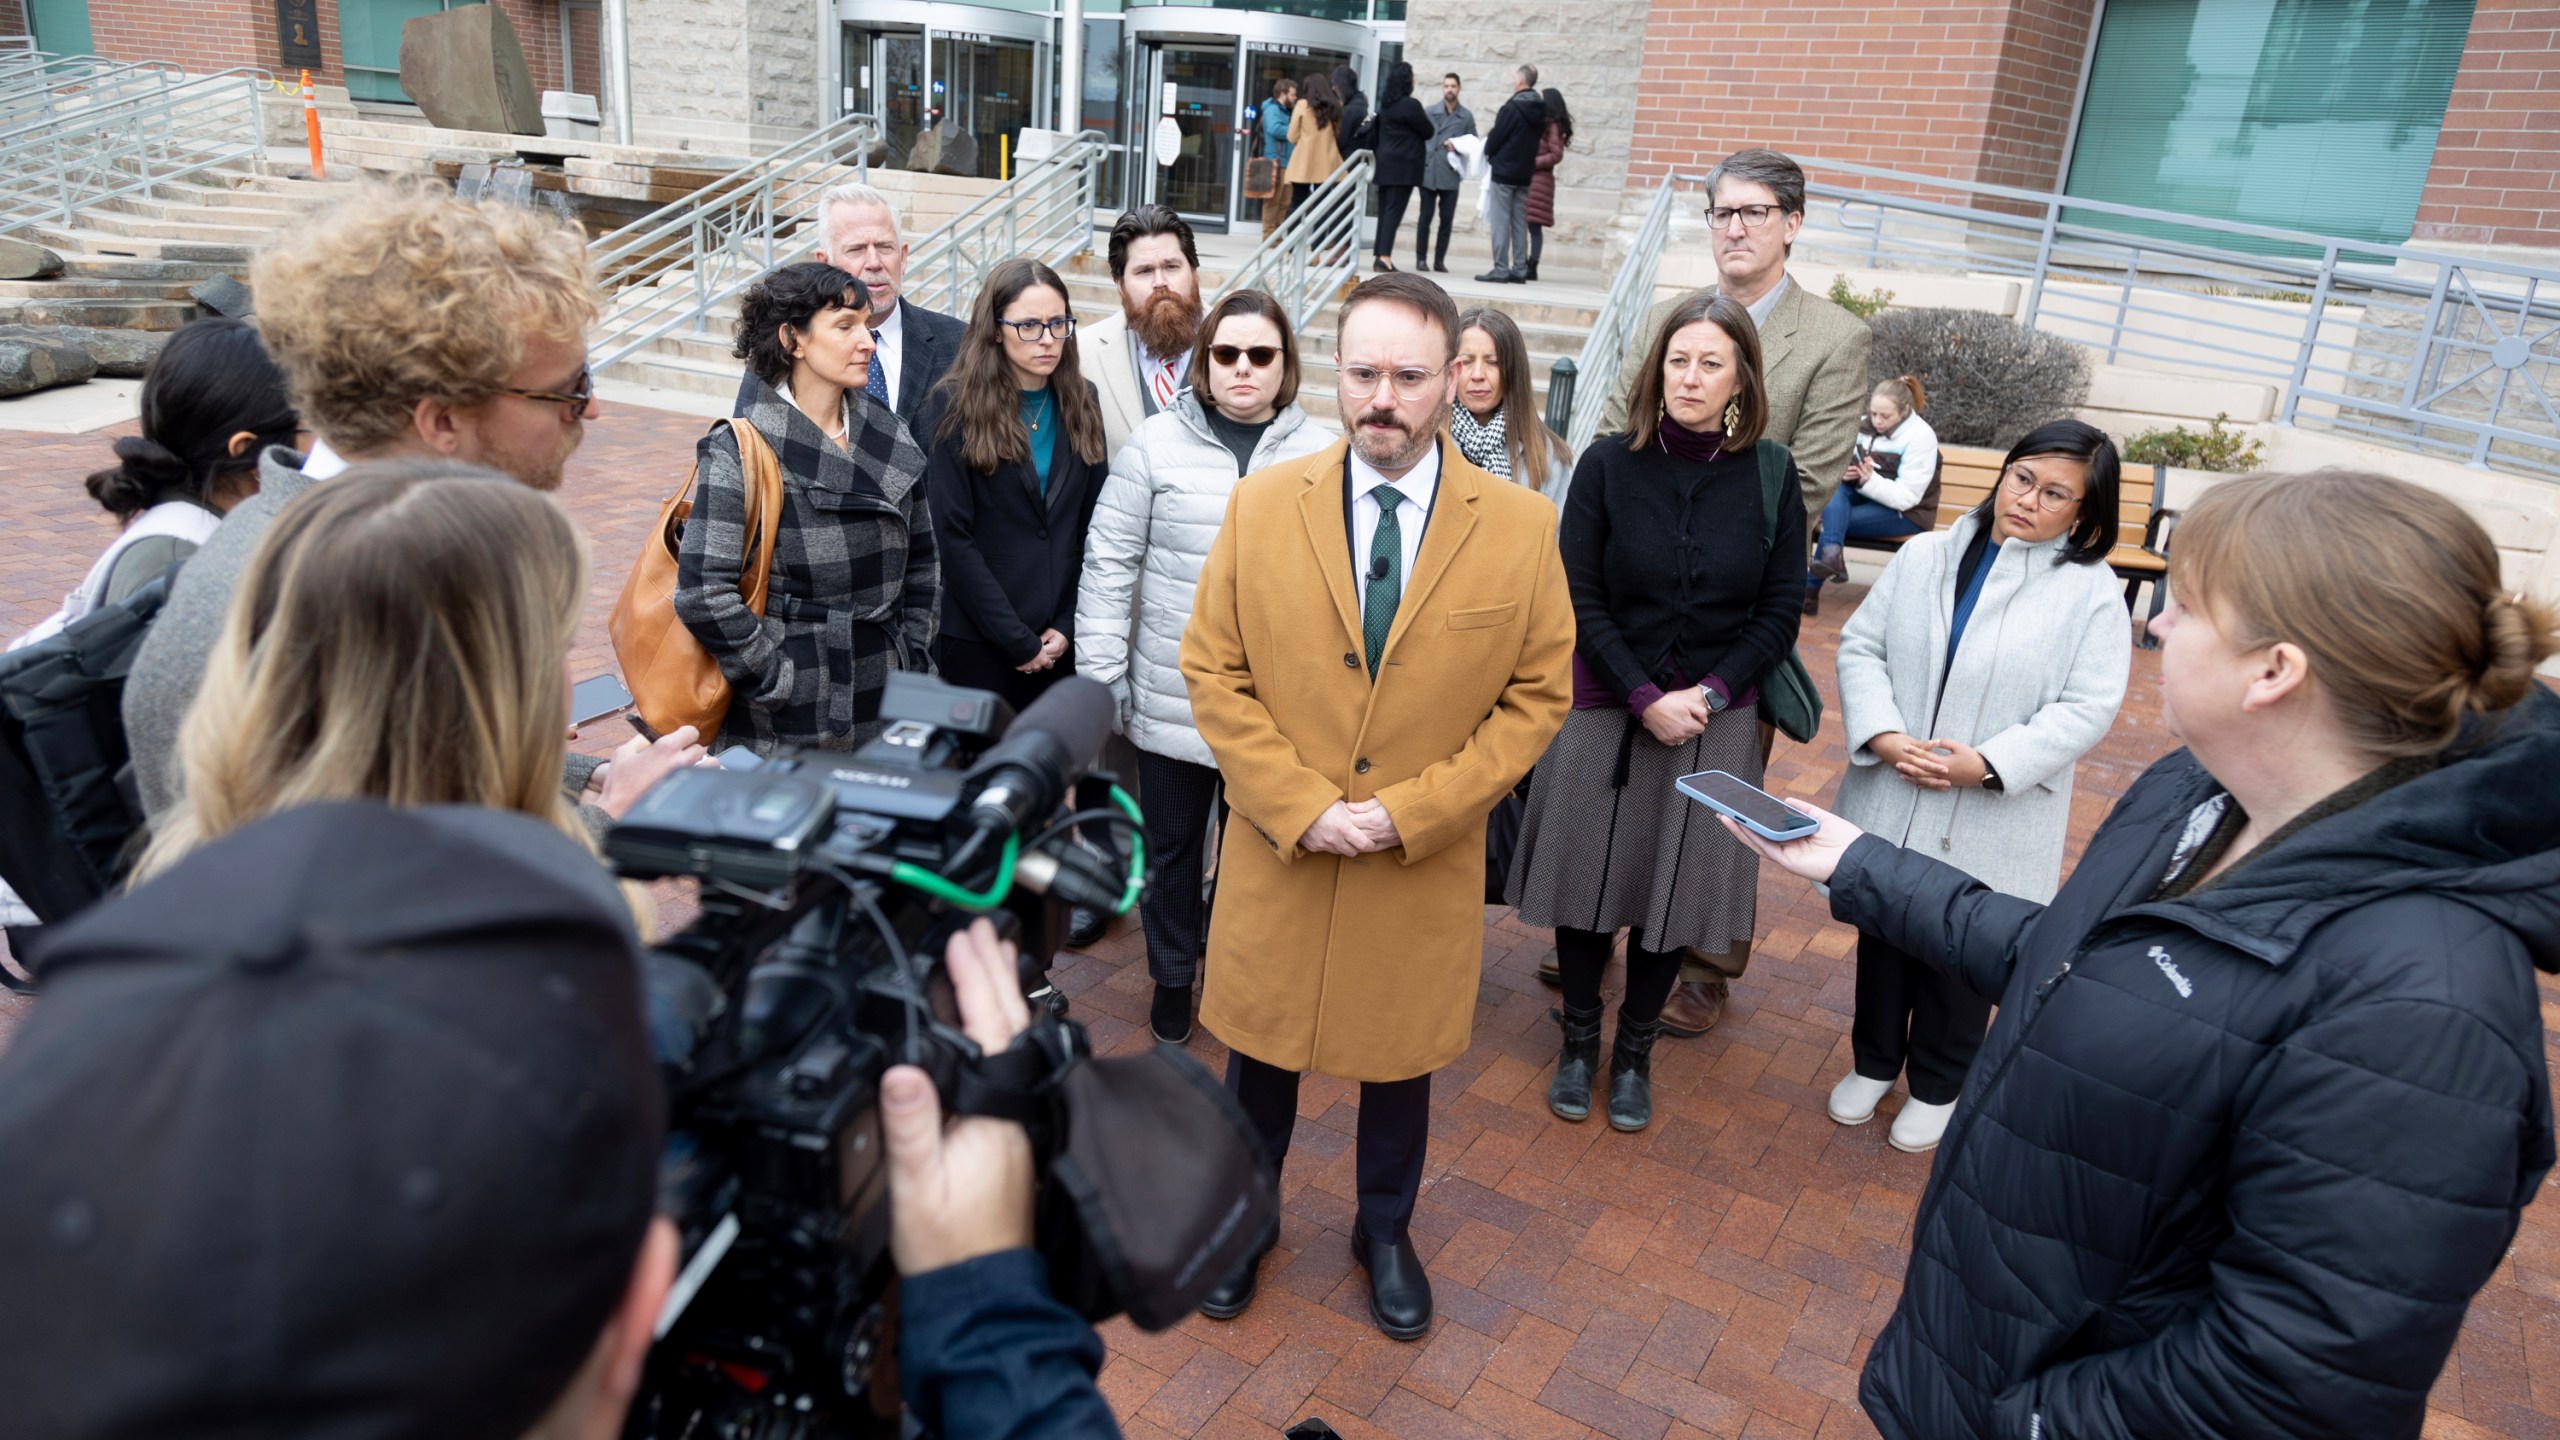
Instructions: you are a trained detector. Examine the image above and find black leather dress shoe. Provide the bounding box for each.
[1350,1230,1433,1340]
[1198,1245,1269,1320]
[1064,906,1108,948]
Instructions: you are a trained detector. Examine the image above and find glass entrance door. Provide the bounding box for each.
[929,32,1039,179]
[839,7,1048,178]
[1146,44,1240,229]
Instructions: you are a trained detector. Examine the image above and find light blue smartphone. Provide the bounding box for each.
[1675,770,1819,841]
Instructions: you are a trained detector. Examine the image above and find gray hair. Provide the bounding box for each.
[1704,147,1806,216]
[813,181,904,254]
[1516,63,1538,88]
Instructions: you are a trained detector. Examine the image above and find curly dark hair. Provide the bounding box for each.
[733,262,873,386]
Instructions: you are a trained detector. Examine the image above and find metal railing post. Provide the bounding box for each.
[1544,358,1577,436]
[2019,197,2058,331]
[2281,243,2340,425]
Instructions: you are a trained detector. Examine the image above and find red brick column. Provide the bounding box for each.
[2412,0,2560,248]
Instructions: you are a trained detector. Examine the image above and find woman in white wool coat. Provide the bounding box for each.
[1075,289,1337,1046]
[1828,419,2132,1154]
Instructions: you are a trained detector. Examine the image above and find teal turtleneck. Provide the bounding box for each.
[1019,388,1057,493]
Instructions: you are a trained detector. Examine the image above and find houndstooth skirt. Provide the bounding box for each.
[1506,701,1763,952]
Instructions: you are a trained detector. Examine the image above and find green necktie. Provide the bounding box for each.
[1362,482,1403,678]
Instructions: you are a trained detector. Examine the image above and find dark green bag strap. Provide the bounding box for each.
[1754,439,1789,553]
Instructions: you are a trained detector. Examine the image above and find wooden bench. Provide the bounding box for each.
[1841,443,2175,646]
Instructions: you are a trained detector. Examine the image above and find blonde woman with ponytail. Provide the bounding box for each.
[1807,372,1938,603]
[1737,467,2560,1440]
[139,464,695,890]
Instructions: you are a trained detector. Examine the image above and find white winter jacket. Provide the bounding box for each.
[1075,393,1336,767]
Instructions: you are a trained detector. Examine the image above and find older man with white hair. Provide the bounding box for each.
[733,181,967,437]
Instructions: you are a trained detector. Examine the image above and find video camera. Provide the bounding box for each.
[606,673,1275,1439]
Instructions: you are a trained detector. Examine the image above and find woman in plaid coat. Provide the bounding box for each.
[675,262,940,754]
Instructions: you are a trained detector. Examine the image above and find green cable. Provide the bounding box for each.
[1108,784,1146,915]
[890,833,1019,911]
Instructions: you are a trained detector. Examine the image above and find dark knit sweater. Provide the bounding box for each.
[1559,432,1807,710]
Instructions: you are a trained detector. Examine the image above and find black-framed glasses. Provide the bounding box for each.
[1706,203,1785,231]
[1209,344,1282,369]
[1338,363,1446,401]
[1001,316,1077,341]
[498,365,595,420]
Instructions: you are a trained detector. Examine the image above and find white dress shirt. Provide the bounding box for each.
[1348,439,1441,627]
[871,298,906,409]
[302,436,351,480]
[1743,273,1790,330]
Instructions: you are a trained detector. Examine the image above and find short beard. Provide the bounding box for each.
[1349,402,1441,473]
[1130,287,1204,359]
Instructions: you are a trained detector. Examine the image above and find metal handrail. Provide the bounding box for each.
[0,67,267,237]
[902,130,1107,317]
[1559,172,1685,453]
[1207,149,1372,332]
[0,55,190,132]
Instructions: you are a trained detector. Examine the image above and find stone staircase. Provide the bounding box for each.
[0,164,347,329]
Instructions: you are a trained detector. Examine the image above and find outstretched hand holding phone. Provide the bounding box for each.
[1718,801,1868,886]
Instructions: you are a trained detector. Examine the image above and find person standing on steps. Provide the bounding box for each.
[1507,293,1806,1135]
[1522,87,1573,284]
[1257,77,1298,238]
[1416,72,1474,274]
[1476,66,1546,284]
[1331,63,1369,168]
[1179,272,1572,1343]
[1076,290,1337,1046]
[1283,72,1344,226]
[1081,205,1206,456]
[1365,62,1436,274]
[1825,419,2130,1155]
[1806,374,1939,608]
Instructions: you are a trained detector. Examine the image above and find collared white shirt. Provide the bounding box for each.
[1744,273,1790,330]
[870,297,906,409]
[302,437,350,480]
[1348,439,1441,627]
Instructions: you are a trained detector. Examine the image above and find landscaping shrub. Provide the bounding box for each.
[2122,413,2266,473]
[1865,308,2089,448]
[1827,274,1894,320]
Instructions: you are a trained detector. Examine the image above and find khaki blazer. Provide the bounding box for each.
[1179,438,1574,1082]
[1600,276,1873,528]
[1080,310,1151,456]
[1284,99,1343,186]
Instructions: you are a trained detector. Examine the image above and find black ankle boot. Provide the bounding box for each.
[1606,1015,1663,1131]
[1548,1003,1604,1120]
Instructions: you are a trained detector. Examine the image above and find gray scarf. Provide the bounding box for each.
[1449,402,1510,478]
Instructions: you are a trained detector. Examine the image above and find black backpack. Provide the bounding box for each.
[0,565,176,929]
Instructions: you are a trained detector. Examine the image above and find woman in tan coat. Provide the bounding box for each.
[1284,71,1345,216]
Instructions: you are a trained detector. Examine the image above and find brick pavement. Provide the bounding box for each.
[5,400,2560,1438]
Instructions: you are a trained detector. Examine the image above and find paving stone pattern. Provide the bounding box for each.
[4,404,2558,1438]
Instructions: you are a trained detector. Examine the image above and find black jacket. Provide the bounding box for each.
[730,296,968,440]
[1337,90,1370,159]
[1482,89,1548,187]
[1836,688,2560,1439]
[899,1250,1117,1439]
[924,383,1108,667]
[1561,435,1806,705]
[1365,95,1437,187]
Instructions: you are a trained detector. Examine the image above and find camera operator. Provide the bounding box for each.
[1728,469,2560,1439]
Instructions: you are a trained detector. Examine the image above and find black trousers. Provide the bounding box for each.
[935,634,1067,715]
[1414,188,1459,265]
[1226,1050,1431,1245]
[1849,929,1994,1105]
[1374,184,1415,258]
[1527,222,1546,272]
[1135,750,1222,988]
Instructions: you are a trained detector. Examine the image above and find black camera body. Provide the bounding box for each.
[612,673,1121,1439]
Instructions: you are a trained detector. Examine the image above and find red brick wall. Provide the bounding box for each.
[77,0,564,96]
[2412,0,2560,248]
[1627,0,2097,195]
[0,0,29,42]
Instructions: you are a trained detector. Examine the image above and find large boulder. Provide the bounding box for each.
[0,339,99,398]
[0,237,64,280]
[189,275,253,317]
[0,324,171,379]
[399,4,543,136]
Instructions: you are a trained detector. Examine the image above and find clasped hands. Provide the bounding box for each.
[1871,731,1990,790]
[1301,797,1401,856]
[1016,627,1070,675]
[1640,687,1713,746]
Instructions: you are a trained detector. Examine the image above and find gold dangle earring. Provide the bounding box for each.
[1724,397,1740,434]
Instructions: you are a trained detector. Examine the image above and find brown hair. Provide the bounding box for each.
[1455,305,1562,491]
[1190,289,1302,414]
[1336,270,1462,362]
[932,257,1108,473]
[1624,292,1767,452]
[1875,373,1926,416]
[251,181,599,454]
[2169,469,2560,758]
[140,462,588,880]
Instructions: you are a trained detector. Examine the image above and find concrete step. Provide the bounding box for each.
[54,253,244,282]
[95,194,309,232]
[0,276,197,301]
[0,296,197,328]
[598,346,745,399]
[26,227,254,264]
[55,210,288,246]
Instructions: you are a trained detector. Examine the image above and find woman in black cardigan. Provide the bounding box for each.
[1363,62,1437,272]
[926,256,1111,712]
[1507,291,1807,1132]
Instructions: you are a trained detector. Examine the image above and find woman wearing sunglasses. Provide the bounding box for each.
[925,256,1112,709]
[1075,289,1337,1045]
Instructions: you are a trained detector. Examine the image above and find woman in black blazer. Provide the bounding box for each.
[1364,62,1437,272]
[926,256,1112,712]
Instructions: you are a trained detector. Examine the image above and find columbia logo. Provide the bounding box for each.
[2150,945,2193,999]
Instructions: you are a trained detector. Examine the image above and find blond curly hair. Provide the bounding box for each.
[251,182,601,454]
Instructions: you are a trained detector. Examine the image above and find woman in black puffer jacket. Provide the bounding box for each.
[1732,468,2560,1439]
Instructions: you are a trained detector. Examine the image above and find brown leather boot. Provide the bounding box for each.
[1657,977,1729,1037]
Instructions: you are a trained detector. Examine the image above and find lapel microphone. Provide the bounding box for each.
[1369,554,1390,582]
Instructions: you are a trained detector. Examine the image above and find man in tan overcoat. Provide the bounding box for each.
[1178,272,1573,1342]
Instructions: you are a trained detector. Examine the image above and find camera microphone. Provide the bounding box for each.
[1369,554,1389,582]
[956,675,1115,844]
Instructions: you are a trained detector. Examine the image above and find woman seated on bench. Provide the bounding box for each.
[1810,375,1939,599]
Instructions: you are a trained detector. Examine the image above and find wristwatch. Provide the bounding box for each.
[1697,683,1728,714]
[1980,760,2005,794]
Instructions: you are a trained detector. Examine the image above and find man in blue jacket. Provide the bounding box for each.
[1476,65,1547,284]
[1257,76,1297,238]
